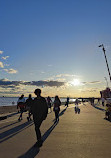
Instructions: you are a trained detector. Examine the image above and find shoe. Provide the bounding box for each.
[38,139,43,147]
[27,117,29,122]
[18,118,21,121]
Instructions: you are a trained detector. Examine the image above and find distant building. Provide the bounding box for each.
[100,88,111,99]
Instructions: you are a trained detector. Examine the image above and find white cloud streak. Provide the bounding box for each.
[82,81,101,85]
[0,51,3,54]
[2,56,9,60]
[4,64,10,67]
[0,62,4,68]
[4,68,18,74]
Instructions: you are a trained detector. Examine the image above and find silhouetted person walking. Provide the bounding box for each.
[47,96,52,112]
[65,97,69,107]
[31,89,48,147]
[53,96,61,123]
[25,94,33,121]
[17,94,25,121]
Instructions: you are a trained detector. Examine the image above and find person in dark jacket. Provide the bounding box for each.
[17,94,25,121]
[25,94,33,121]
[65,97,69,107]
[31,89,48,147]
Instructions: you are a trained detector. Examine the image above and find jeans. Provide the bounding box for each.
[55,111,59,121]
[34,119,43,141]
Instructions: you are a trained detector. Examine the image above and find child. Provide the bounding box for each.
[74,99,80,114]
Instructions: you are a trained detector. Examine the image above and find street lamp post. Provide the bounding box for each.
[99,44,111,82]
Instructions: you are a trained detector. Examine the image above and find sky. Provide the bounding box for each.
[0,0,111,97]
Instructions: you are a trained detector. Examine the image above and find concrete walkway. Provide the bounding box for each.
[0,103,111,158]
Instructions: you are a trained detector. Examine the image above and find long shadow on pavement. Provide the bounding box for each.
[104,118,111,122]
[18,122,58,158]
[91,104,105,112]
[92,105,111,123]
[53,107,67,122]
[59,107,67,116]
[0,112,19,121]
[0,121,33,143]
[7,112,19,118]
[0,120,19,130]
[18,146,40,158]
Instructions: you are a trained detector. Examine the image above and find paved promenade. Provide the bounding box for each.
[0,103,111,158]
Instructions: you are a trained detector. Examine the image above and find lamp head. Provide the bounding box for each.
[98,44,104,47]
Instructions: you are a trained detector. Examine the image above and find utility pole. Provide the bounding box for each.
[99,44,111,82]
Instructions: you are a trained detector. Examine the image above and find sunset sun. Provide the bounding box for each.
[71,79,80,86]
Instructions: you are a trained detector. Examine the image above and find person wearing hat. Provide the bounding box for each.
[31,88,48,147]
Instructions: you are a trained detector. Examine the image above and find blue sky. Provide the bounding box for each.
[0,0,111,97]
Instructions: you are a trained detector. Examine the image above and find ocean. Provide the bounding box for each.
[0,97,76,106]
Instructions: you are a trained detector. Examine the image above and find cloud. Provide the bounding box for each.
[81,89,97,92]
[0,79,21,88]
[56,74,76,78]
[0,51,3,54]
[0,77,101,94]
[0,79,65,89]
[2,56,9,60]
[23,80,65,87]
[1,78,10,81]
[48,64,52,67]
[81,87,100,93]
[41,71,45,74]
[89,81,101,84]
[82,81,101,85]
[4,64,10,67]
[48,74,81,82]
[4,68,18,74]
[0,62,4,68]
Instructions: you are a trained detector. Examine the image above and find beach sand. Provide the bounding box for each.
[0,105,18,114]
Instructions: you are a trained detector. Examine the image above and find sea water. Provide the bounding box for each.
[0,97,76,106]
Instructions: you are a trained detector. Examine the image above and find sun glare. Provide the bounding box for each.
[71,79,80,86]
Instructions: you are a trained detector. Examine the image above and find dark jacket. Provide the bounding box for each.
[31,97,48,121]
[25,98,33,108]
